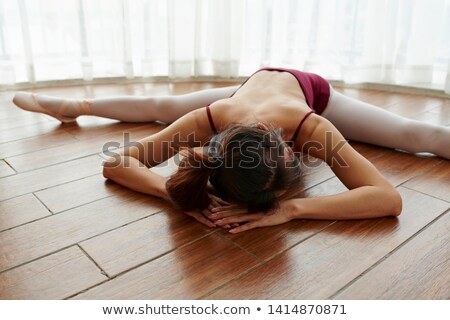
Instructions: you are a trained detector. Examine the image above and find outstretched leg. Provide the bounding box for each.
[322,86,450,159]
[12,85,240,123]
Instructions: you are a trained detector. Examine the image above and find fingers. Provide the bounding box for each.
[185,210,216,228]
[214,213,265,226]
[208,203,218,212]
[207,195,231,214]
[212,204,241,212]
[229,221,259,233]
[209,206,248,220]
[209,194,231,206]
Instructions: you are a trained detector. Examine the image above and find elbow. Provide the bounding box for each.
[387,188,402,217]
[102,165,113,179]
[102,156,120,179]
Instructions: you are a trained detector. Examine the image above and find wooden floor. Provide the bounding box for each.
[0,81,449,300]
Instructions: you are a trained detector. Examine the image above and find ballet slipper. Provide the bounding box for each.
[12,92,90,123]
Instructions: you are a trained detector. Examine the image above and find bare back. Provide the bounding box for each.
[205,70,315,142]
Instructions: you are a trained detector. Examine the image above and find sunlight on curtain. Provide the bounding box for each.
[0,0,449,93]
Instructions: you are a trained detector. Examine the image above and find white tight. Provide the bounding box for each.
[322,85,450,159]
[86,85,241,123]
[32,83,450,159]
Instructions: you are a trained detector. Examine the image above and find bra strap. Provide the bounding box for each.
[205,104,218,134]
[291,110,315,142]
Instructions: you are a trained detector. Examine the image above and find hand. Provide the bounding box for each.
[184,193,233,229]
[209,199,297,233]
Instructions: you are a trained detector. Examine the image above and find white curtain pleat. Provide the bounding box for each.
[121,0,134,79]
[78,0,92,80]
[17,0,34,83]
[0,0,449,93]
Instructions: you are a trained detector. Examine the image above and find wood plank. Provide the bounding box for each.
[220,219,333,261]
[204,187,449,299]
[428,100,450,116]
[334,212,450,299]
[0,155,102,202]
[356,91,415,109]
[297,158,335,191]
[349,142,390,161]
[35,174,121,213]
[384,95,444,118]
[0,160,15,178]
[62,117,146,140]
[0,194,51,231]
[0,131,78,159]
[0,246,107,299]
[73,233,260,299]
[369,150,442,186]
[0,117,145,145]
[0,94,29,119]
[0,121,67,144]
[410,111,450,126]
[35,157,178,214]
[6,124,162,172]
[403,161,450,202]
[300,176,349,197]
[0,112,50,131]
[80,208,212,276]
[0,190,166,272]
[411,100,450,126]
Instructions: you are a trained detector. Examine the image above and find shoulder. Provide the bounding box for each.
[292,114,353,166]
[292,113,327,148]
[150,108,214,150]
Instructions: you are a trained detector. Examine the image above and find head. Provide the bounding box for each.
[166,123,302,213]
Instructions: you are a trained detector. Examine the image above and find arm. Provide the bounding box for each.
[210,116,402,233]
[292,115,402,220]
[103,155,169,199]
[102,109,212,199]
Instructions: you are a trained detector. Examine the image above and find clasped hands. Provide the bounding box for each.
[184,193,296,233]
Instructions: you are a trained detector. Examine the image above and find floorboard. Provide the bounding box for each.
[368,151,442,187]
[0,160,15,178]
[0,246,107,299]
[0,194,51,231]
[79,207,212,277]
[0,191,166,273]
[334,211,450,299]
[0,121,67,144]
[0,82,448,300]
[0,131,78,159]
[34,174,121,214]
[0,113,50,131]
[0,155,103,202]
[5,124,161,172]
[403,161,450,202]
[72,234,260,300]
[203,187,449,299]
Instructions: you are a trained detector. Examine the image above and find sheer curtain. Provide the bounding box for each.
[0,0,449,93]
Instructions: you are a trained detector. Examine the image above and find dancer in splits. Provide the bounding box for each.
[12,67,450,233]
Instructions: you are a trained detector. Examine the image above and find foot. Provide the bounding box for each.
[12,92,91,123]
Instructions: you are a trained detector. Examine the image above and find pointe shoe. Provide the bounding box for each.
[12,92,81,123]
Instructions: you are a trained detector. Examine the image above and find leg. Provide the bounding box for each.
[321,86,450,159]
[12,85,240,123]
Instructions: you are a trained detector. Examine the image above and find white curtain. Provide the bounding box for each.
[0,0,449,93]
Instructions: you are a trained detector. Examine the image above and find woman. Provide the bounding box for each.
[12,67,450,233]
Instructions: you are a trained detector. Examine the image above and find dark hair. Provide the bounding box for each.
[166,124,302,213]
